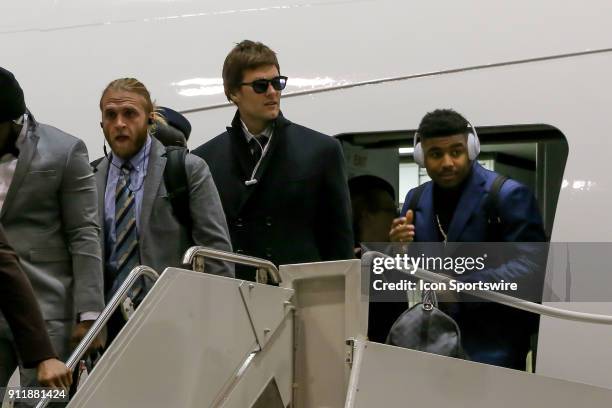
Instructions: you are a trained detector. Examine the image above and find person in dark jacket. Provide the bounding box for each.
[153,106,191,147]
[193,40,353,281]
[0,224,72,389]
[348,175,408,343]
[390,109,547,370]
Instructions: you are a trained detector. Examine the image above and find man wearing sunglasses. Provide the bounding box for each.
[193,40,354,281]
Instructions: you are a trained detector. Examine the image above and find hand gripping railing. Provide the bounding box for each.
[365,251,612,325]
[182,246,281,284]
[34,265,160,408]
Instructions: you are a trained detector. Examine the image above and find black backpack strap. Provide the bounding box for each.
[91,157,104,168]
[484,174,509,241]
[163,146,192,233]
[406,183,427,223]
[485,174,508,225]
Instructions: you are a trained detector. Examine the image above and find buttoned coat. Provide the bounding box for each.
[192,112,354,280]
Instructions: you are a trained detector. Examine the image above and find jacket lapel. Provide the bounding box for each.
[446,163,486,242]
[1,119,38,220]
[93,158,109,227]
[139,138,166,236]
[252,113,288,182]
[228,130,255,182]
[415,183,439,242]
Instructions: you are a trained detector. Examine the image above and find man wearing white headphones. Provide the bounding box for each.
[389,109,546,370]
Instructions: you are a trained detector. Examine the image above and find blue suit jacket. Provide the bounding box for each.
[400,162,547,369]
[401,162,545,244]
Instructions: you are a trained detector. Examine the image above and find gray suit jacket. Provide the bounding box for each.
[0,223,56,367]
[94,138,234,281]
[0,113,104,320]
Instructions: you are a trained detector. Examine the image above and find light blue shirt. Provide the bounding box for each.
[104,136,151,275]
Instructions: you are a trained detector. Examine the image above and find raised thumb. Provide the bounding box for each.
[405,209,414,224]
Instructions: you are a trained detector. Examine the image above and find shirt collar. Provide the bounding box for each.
[110,135,152,172]
[240,119,274,143]
[0,114,28,163]
[15,114,28,149]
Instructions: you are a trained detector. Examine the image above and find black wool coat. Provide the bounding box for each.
[192,112,354,280]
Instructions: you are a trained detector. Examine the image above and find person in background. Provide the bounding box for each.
[348,175,406,343]
[348,174,397,257]
[153,106,191,147]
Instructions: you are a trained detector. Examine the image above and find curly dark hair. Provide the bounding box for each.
[417,109,470,139]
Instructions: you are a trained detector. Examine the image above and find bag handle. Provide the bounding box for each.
[422,288,438,310]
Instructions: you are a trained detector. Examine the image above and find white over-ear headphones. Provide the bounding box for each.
[412,121,480,167]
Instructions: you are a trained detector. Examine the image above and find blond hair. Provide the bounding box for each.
[100,78,166,126]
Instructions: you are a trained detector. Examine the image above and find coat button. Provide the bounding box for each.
[235,218,243,227]
[236,249,244,254]
[265,216,272,227]
[265,247,272,258]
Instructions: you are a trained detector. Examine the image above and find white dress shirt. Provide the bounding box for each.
[240,119,274,155]
[0,116,27,212]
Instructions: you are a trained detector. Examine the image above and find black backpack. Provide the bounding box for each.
[91,146,192,232]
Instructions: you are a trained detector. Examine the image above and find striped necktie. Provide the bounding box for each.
[110,162,140,296]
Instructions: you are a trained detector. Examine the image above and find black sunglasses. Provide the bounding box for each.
[240,76,288,94]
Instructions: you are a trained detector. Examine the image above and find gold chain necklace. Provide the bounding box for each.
[435,214,448,243]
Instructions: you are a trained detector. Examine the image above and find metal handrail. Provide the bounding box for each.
[34,265,160,408]
[365,251,612,325]
[182,246,281,284]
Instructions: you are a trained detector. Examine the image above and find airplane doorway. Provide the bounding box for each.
[338,124,568,239]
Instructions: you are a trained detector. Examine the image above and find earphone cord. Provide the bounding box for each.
[104,138,150,193]
[247,133,273,184]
